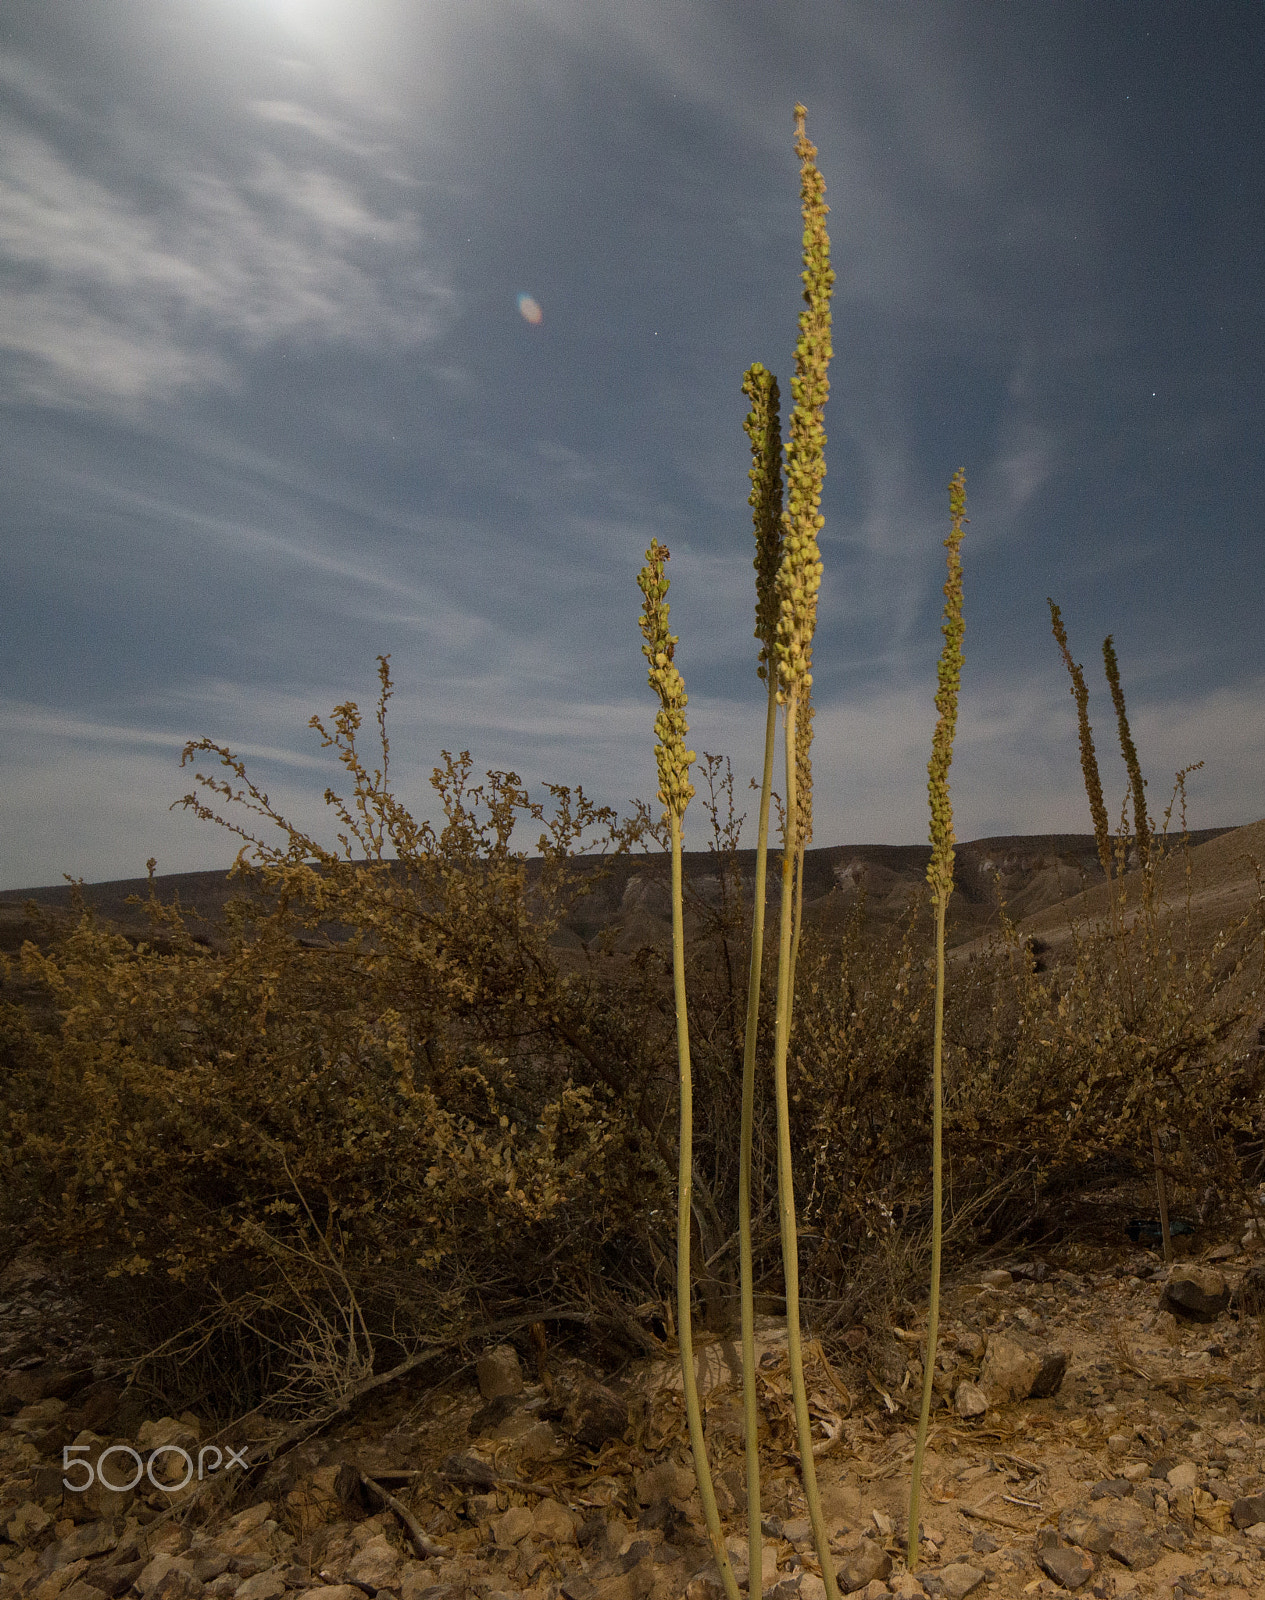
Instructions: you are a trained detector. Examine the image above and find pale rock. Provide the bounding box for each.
[346,1534,402,1588]
[137,1554,197,1597]
[476,1345,524,1401]
[635,1458,695,1506]
[980,1332,1041,1404]
[295,1588,363,1600]
[889,1575,928,1599]
[836,1537,892,1592]
[935,1562,986,1599]
[954,1381,988,1419]
[137,1418,197,1453]
[232,1571,287,1600]
[1163,1265,1230,1321]
[531,1498,577,1544]
[1166,1461,1199,1491]
[1244,1521,1265,1543]
[857,1581,892,1600]
[980,1269,1013,1287]
[6,1501,51,1543]
[491,1505,535,1546]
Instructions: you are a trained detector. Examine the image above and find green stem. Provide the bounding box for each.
[773,695,840,1600]
[907,890,945,1570]
[672,813,742,1600]
[739,674,778,1595]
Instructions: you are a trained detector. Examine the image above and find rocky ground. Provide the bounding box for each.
[4,1223,1265,1600]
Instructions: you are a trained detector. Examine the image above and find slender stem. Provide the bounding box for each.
[740,674,778,1594]
[672,814,742,1600]
[1152,1121,1174,1265]
[907,891,946,1569]
[773,695,840,1600]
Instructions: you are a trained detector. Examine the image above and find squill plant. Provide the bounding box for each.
[637,540,741,1600]
[737,357,783,1592]
[1049,606,1172,1261]
[768,102,839,1600]
[907,469,966,1571]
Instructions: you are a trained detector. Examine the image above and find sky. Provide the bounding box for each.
[1,1,1262,890]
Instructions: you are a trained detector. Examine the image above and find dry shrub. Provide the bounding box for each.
[0,660,672,1413]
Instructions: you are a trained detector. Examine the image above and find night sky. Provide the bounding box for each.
[2,1,1262,889]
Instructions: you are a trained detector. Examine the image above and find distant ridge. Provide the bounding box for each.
[0,828,1239,955]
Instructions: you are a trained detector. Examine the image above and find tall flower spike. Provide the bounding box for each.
[637,541,696,825]
[926,470,967,899]
[1049,601,1112,882]
[1102,635,1151,872]
[907,470,967,1573]
[773,104,834,705]
[742,363,784,680]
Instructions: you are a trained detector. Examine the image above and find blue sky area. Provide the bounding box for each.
[1,1,1262,888]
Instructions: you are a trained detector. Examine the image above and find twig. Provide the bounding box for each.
[360,1472,451,1559]
[960,1503,1031,1531]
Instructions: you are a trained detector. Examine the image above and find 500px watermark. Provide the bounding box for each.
[63,1443,248,1494]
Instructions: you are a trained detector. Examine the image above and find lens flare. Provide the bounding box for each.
[517,293,543,325]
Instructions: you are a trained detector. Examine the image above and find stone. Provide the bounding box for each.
[1243,1521,1265,1543]
[954,1381,988,1419]
[531,1497,577,1544]
[7,1501,52,1542]
[476,1345,524,1401]
[1163,1265,1230,1322]
[149,1565,204,1600]
[1231,1493,1265,1529]
[890,1577,928,1600]
[980,1332,1041,1404]
[137,1418,197,1453]
[980,1269,1013,1287]
[41,1520,121,1572]
[563,1380,629,1449]
[346,1535,402,1588]
[836,1537,892,1593]
[1036,1544,1094,1589]
[1166,1462,1199,1491]
[857,1582,891,1600]
[634,1459,695,1506]
[81,1559,146,1598]
[1059,1509,1113,1553]
[490,1505,535,1546]
[296,1589,363,1600]
[771,1577,829,1600]
[935,1564,985,1600]
[136,1556,196,1597]
[1030,1350,1068,1398]
[1090,1478,1133,1500]
[1107,1529,1160,1570]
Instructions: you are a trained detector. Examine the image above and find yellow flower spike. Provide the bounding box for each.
[635,540,739,1600]
[769,103,839,1600]
[908,470,967,1572]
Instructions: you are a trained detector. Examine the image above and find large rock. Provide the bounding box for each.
[1036,1543,1094,1590]
[954,1380,988,1418]
[979,1330,1066,1403]
[563,1380,629,1449]
[936,1564,985,1600]
[476,1345,524,1401]
[40,1519,121,1572]
[345,1534,402,1589]
[1162,1265,1229,1321]
[836,1537,891,1593]
[1233,1493,1265,1529]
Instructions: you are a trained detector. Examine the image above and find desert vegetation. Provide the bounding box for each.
[1,103,1264,1597]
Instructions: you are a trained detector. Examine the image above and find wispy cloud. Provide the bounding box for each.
[0,81,454,407]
